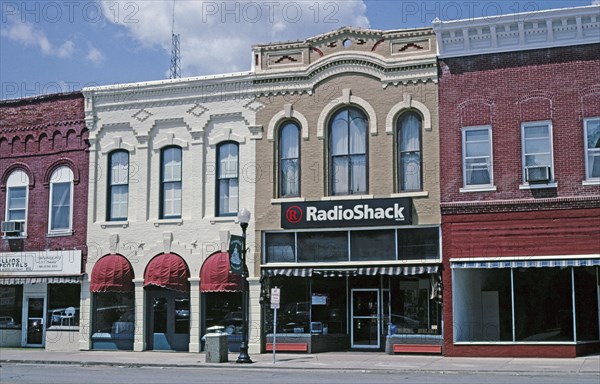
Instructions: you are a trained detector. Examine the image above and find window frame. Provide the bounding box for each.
[396,111,423,192]
[521,120,555,186]
[107,150,129,221]
[278,121,301,198]
[216,141,239,217]
[328,107,369,196]
[584,117,600,182]
[4,170,29,236]
[48,166,74,235]
[461,125,494,188]
[159,146,182,220]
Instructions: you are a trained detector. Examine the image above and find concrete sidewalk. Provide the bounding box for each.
[1,349,599,375]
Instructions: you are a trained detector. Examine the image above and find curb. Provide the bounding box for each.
[1,359,598,376]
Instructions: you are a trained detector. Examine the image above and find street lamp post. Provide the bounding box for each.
[236,208,252,364]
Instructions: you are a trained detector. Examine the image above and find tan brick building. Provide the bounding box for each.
[251,27,442,353]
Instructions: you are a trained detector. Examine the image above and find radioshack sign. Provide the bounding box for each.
[281,198,412,229]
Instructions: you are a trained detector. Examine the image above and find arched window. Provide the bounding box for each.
[329,107,368,195]
[279,122,300,197]
[5,169,29,235]
[49,166,74,233]
[108,150,129,221]
[397,112,422,191]
[217,142,239,216]
[160,146,182,219]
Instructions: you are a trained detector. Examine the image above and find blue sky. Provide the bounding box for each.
[0,0,595,99]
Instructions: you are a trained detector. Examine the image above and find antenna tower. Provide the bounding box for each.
[169,1,181,79]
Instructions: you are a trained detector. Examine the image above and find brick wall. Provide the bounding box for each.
[439,44,600,204]
[0,92,89,268]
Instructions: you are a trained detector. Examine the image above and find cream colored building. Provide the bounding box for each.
[251,27,442,353]
[82,74,262,353]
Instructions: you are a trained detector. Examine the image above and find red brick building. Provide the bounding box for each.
[0,92,88,349]
[435,5,600,357]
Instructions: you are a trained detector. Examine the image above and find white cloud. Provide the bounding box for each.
[1,22,75,59]
[86,46,105,64]
[101,0,369,76]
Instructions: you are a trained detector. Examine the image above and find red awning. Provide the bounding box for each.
[200,252,243,292]
[90,254,135,292]
[144,253,190,292]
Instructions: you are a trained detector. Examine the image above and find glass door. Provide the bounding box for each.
[147,290,190,351]
[351,289,380,348]
[24,297,46,347]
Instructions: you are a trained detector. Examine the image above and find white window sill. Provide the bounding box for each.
[2,234,28,240]
[519,182,558,190]
[271,197,306,204]
[47,230,73,237]
[459,186,497,193]
[582,180,600,186]
[391,191,429,198]
[209,217,237,224]
[153,219,183,227]
[321,194,374,201]
[100,221,129,229]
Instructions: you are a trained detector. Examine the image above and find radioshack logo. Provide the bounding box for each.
[285,206,303,224]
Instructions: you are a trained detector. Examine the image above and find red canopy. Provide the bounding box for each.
[144,253,190,292]
[200,252,243,292]
[90,254,135,292]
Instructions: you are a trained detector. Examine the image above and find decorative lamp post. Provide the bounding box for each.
[236,208,252,364]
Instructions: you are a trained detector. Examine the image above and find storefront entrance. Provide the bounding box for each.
[351,289,380,348]
[146,289,189,351]
[23,296,45,347]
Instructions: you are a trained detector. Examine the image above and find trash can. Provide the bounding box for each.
[205,326,228,363]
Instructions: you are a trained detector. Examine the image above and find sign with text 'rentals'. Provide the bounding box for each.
[281,198,412,229]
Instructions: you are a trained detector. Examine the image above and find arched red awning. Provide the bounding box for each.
[200,252,243,292]
[90,254,135,292]
[144,253,190,292]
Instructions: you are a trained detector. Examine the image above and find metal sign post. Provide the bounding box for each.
[270,287,280,364]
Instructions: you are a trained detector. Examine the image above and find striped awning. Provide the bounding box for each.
[0,275,84,285]
[451,258,600,269]
[262,265,438,278]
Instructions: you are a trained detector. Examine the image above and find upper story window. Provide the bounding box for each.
[160,146,182,219]
[521,121,554,185]
[462,126,493,187]
[5,170,29,235]
[217,142,239,216]
[397,112,422,191]
[49,166,74,234]
[329,107,367,195]
[584,117,600,181]
[279,121,300,198]
[108,150,129,221]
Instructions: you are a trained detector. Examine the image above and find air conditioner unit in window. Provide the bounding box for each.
[525,166,551,184]
[1,221,24,235]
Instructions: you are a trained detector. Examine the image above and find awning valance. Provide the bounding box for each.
[261,265,439,278]
[451,258,600,269]
[0,275,83,285]
[90,254,135,292]
[144,253,190,292]
[200,252,243,292]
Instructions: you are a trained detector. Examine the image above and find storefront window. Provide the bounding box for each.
[266,277,309,333]
[575,267,600,341]
[390,277,441,336]
[0,285,22,329]
[265,232,295,263]
[397,227,439,260]
[92,292,135,335]
[350,230,395,261]
[204,293,242,335]
[297,232,347,263]
[311,277,347,334]
[514,268,573,342]
[453,269,513,342]
[47,283,80,327]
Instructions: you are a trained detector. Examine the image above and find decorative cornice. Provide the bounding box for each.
[0,119,85,134]
[434,5,600,58]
